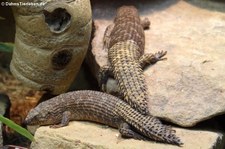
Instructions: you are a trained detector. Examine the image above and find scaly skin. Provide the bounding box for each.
[101,6,167,115]
[25,90,182,146]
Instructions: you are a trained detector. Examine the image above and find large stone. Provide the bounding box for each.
[87,0,225,127]
[30,121,224,149]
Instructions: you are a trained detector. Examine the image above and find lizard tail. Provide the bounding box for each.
[116,101,183,146]
[109,41,149,115]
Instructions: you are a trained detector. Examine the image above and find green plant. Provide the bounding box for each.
[0,42,14,53]
[0,114,34,141]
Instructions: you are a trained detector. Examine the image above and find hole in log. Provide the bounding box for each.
[51,49,73,70]
[43,8,71,33]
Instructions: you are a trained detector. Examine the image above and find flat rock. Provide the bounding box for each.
[87,0,225,127]
[30,121,224,149]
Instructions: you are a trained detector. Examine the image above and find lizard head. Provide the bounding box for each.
[24,102,62,126]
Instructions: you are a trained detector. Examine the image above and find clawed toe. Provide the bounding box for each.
[155,51,167,61]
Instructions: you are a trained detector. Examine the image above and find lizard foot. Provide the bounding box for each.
[139,51,167,68]
[154,50,167,61]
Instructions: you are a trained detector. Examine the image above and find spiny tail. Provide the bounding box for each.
[109,41,149,115]
[116,101,183,146]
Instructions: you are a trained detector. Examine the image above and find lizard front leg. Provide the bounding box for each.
[99,23,115,91]
[50,111,71,128]
[141,17,150,30]
[103,24,114,51]
[139,51,167,69]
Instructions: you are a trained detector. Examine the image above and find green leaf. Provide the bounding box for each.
[0,42,14,53]
[0,114,34,141]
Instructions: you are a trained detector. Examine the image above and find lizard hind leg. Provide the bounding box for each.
[119,122,147,140]
[139,51,167,69]
[98,65,114,92]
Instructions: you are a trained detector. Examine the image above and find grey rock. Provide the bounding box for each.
[87,0,225,127]
[30,121,224,149]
